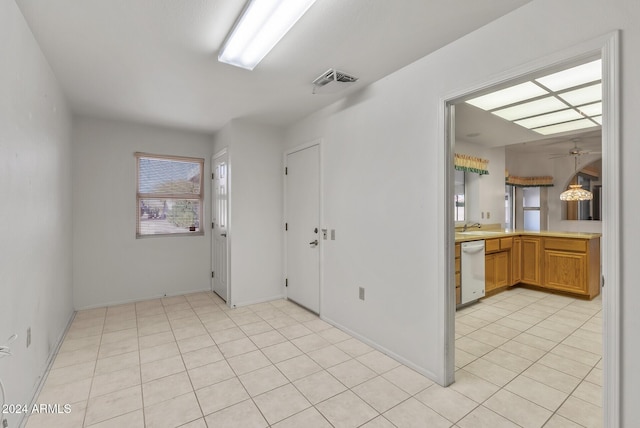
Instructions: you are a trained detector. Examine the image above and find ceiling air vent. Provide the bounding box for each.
[312,68,358,94]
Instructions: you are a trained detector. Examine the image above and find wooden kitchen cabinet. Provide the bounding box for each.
[521,237,542,286]
[485,238,511,293]
[455,231,600,304]
[486,251,509,292]
[511,237,522,285]
[543,237,600,298]
[455,243,461,305]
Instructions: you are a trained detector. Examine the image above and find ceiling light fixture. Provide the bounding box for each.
[218,0,317,70]
[560,157,593,201]
[465,59,602,136]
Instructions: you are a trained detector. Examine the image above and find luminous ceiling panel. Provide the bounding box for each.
[493,97,567,121]
[577,102,602,116]
[464,58,602,136]
[535,118,597,135]
[466,82,547,111]
[535,59,602,91]
[558,83,602,106]
[514,109,583,129]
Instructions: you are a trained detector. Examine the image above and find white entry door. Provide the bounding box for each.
[286,144,320,313]
[212,150,229,301]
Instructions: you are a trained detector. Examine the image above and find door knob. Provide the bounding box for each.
[309,240,318,247]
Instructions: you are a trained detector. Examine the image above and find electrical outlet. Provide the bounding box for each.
[487,211,491,219]
[359,287,365,301]
[27,327,31,348]
[481,212,485,219]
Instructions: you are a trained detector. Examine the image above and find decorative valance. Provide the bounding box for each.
[505,175,554,187]
[454,153,489,175]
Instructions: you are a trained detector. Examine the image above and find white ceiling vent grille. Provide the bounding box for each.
[312,69,358,94]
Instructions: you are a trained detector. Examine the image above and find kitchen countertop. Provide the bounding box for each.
[454,229,601,243]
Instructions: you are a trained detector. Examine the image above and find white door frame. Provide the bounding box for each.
[212,148,231,306]
[283,139,323,314]
[438,32,620,427]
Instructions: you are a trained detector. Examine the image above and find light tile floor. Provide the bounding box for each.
[25,287,602,428]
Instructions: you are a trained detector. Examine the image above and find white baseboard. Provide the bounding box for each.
[74,288,212,311]
[320,315,440,383]
[19,310,75,428]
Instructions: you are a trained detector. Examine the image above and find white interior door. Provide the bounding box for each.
[212,151,229,301]
[286,144,320,313]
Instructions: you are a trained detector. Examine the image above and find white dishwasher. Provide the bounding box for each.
[461,240,485,304]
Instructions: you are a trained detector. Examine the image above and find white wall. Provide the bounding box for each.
[0,1,73,426]
[213,119,284,307]
[72,116,213,309]
[284,5,640,424]
[455,140,506,225]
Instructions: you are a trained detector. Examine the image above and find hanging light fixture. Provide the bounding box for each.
[560,157,593,201]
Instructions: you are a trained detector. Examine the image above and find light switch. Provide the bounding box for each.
[331,229,336,240]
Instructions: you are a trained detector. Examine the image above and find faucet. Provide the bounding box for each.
[462,222,481,232]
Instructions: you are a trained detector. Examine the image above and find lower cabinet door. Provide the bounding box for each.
[544,250,587,294]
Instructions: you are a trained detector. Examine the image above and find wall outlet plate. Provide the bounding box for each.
[359,287,365,300]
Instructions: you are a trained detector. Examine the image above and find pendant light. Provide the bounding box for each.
[560,157,593,201]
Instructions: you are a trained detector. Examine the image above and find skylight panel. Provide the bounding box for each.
[492,96,568,121]
[465,82,547,111]
[558,83,602,106]
[534,118,598,135]
[514,109,583,129]
[535,59,601,91]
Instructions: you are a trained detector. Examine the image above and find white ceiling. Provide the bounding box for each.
[15,0,532,133]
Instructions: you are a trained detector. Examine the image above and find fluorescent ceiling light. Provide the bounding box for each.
[466,82,546,111]
[463,58,602,136]
[219,0,316,70]
[493,96,567,121]
[534,118,598,135]
[577,102,602,116]
[558,83,602,106]
[514,109,583,129]
[535,59,601,91]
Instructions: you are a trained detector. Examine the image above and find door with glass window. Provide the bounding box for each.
[212,151,229,301]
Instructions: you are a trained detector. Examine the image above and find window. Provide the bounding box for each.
[522,187,541,231]
[505,185,515,229]
[136,153,204,237]
[454,169,466,222]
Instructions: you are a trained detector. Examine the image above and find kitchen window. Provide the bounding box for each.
[454,169,466,222]
[522,187,541,231]
[136,152,204,237]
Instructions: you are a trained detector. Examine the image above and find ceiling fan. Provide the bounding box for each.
[548,139,601,159]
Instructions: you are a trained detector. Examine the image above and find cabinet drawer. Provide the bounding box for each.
[455,244,461,258]
[500,237,513,249]
[455,272,461,287]
[455,257,461,273]
[485,239,500,253]
[544,238,587,252]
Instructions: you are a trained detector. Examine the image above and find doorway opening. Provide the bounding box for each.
[442,32,619,427]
